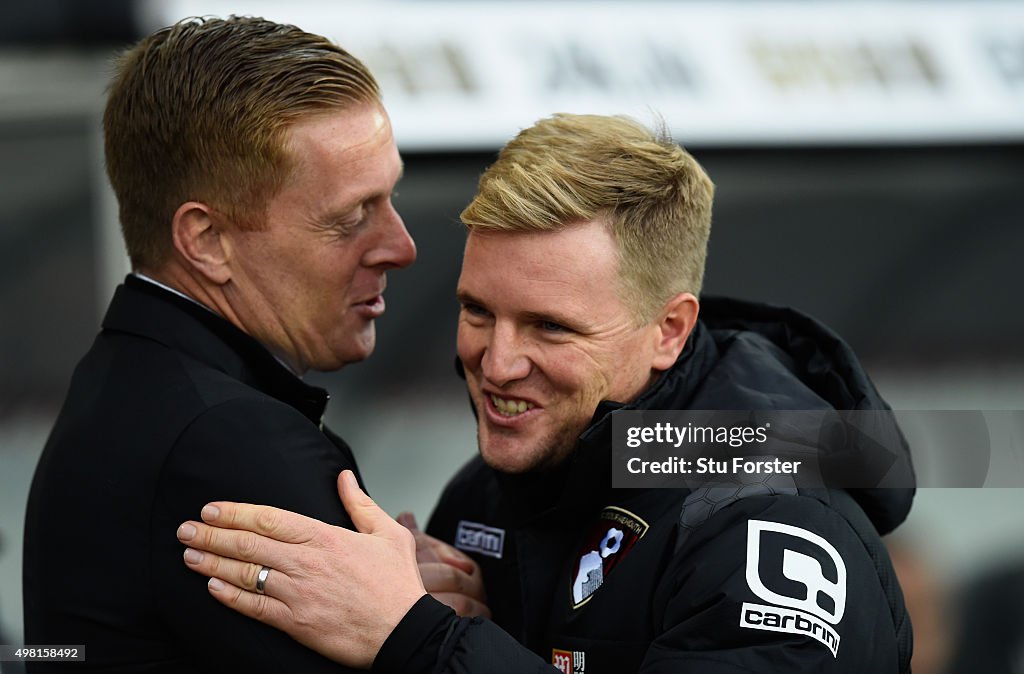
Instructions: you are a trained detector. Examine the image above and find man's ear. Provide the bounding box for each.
[650,292,699,371]
[171,202,231,285]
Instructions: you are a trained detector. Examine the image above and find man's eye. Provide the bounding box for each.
[333,221,360,237]
[539,320,569,333]
[462,303,490,318]
[318,214,362,239]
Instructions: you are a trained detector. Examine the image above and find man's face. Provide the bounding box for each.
[456,220,663,474]
[224,105,415,373]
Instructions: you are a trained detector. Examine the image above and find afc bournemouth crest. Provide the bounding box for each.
[570,506,649,608]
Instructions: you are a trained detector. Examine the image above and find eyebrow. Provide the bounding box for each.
[456,289,585,331]
[362,162,404,203]
[521,309,584,331]
[455,289,482,307]
[317,163,405,225]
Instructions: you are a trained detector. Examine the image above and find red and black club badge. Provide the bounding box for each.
[570,506,649,609]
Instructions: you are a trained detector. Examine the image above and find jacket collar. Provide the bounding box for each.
[492,320,720,524]
[102,276,329,425]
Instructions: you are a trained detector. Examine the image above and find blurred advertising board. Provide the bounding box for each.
[146,1,1024,149]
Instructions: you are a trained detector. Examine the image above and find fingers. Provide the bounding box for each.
[399,514,442,564]
[428,538,476,574]
[396,512,469,568]
[410,529,476,575]
[419,560,489,619]
[396,512,418,531]
[176,474,426,669]
[182,547,300,631]
[198,501,318,544]
[177,520,292,571]
[182,546,291,597]
[419,562,484,598]
[397,513,485,618]
[205,575,296,629]
[336,470,395,537]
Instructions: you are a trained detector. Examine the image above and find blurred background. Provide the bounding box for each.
[1,1,1022,672]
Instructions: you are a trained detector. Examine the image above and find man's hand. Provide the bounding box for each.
[396,512,491,619]
[176,470,426,669]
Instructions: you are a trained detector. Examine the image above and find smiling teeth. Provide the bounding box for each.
[491,395,535,417]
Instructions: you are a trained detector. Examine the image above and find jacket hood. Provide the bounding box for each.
[603,296,914,535]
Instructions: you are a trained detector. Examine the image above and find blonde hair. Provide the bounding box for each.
[104,16,380,269]
[461,113,714,322]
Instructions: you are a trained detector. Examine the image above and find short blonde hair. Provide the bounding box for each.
[104,16,380,269]
[461,113,714,322]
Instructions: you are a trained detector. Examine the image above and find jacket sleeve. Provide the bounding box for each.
[636,492,911,673]
[150,397,362,673]
[373,596,558,674]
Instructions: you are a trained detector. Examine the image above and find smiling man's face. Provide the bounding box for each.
[456,220,666,473]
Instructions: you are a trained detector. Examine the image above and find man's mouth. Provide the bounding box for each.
[490,394,536,417]
[353,294,385,318]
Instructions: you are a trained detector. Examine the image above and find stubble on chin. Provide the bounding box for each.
[477,415,582,475]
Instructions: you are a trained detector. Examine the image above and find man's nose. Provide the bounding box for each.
[366,203,416,269]
[481,323,531,386]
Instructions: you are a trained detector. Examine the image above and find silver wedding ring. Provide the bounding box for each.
[255,566,272,595]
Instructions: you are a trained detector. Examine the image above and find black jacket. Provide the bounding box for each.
[23,276,365,673]
[377,297,913,673]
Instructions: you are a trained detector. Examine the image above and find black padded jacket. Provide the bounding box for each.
[373,297,914,674]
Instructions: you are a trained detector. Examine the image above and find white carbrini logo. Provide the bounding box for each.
[740,519,847,657]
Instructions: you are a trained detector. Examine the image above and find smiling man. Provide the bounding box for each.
[23,16,414,673]
[458,223,692,475]
[176,114,914,673]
